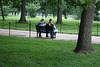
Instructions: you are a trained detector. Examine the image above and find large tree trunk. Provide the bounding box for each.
[0,0,5,20]
[74,0,96,54]
[56,0,62,24]
[17,0,26,23]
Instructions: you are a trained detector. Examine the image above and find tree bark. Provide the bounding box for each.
[74,0,96,54]
[17,0,26,23]
[0,0,5,20]
[15,12,17,15]
[45,14,47,18]
[56,0,62,24]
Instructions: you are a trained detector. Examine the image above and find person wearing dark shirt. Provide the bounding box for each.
[37,19,45,37]
[46,19,58,38]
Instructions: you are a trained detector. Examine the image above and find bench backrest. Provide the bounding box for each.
[36,24,54,32]
[45,24,54,32]
[36,25,45,32]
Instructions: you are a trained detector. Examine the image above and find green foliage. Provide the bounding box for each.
[97,14,100,21]
[0,6,10,16]
[39,0,58,17]
[71,6,82,20]
[26,3,40,18]
[65,0,95,10]
[96,1,100,10]
[9,8,18,12]
[94,1,100,21]
[94,13,100,21]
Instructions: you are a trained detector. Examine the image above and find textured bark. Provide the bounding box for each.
[74,0,96,54]
[56,0,62,24]
[17,0,27,23]
[0,0,5,20]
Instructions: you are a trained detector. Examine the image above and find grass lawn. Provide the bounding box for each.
[0,35,100,67]
[0,15,100,35]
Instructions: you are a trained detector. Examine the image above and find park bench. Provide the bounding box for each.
[36,24,56,39]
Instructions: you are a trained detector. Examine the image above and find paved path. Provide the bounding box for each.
[0,29,100,44]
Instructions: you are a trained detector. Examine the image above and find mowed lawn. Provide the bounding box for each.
[0,35,100,67]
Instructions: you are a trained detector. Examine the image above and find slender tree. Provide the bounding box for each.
[74,0,96,54]
[0,0,5,20]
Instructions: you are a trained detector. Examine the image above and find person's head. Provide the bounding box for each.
[49,19,52,22]
[41,19,44,23]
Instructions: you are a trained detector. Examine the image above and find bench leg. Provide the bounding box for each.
[51,32,53,39]
[37,32,38,37]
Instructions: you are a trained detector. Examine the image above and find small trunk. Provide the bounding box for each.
[56,0,62,24]
[42,11,44,17]
[0,0,5,20]
[42,13,44,17]
[64,15,67,19]
[15,12,17,15]
[53,14,55,18]
[74,0,96,54]
[17,12,19,15]
[12,12,13,15]
[45,14,47,18]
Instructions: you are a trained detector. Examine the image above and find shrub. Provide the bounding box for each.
[0,6,10,16]
[26,4,40,18]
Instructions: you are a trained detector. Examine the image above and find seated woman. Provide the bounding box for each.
[46,19,58,38]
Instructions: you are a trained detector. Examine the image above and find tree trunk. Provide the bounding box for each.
[12,12,13,15]
[56,0,62,24]
[17,0,26,23]
[74,0,96,54]
[42,11,44,17]
[53,14,55,18]
[45,14,47,18]
[15,12,17,15]
[64,14,67,19]
[0,0,5,20]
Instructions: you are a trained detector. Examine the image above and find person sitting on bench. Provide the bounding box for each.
[37,19,46,37]
[46,19,58,38]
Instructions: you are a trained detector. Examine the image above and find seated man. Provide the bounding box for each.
[46,19,58,38]
[37,19,46,37]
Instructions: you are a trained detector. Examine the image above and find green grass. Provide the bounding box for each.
[0,35,100,67]
[0,15,100,35]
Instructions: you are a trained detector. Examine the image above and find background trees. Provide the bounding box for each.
[94,1,100,21]
[26,3,40,18]
[0,0,5,20]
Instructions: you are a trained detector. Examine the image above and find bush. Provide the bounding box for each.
[98,15,100,20]
[94,14,100,21]
[0,6,10,16]
[26,4,40,18]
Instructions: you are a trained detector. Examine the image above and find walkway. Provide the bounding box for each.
[0,29,100,44]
